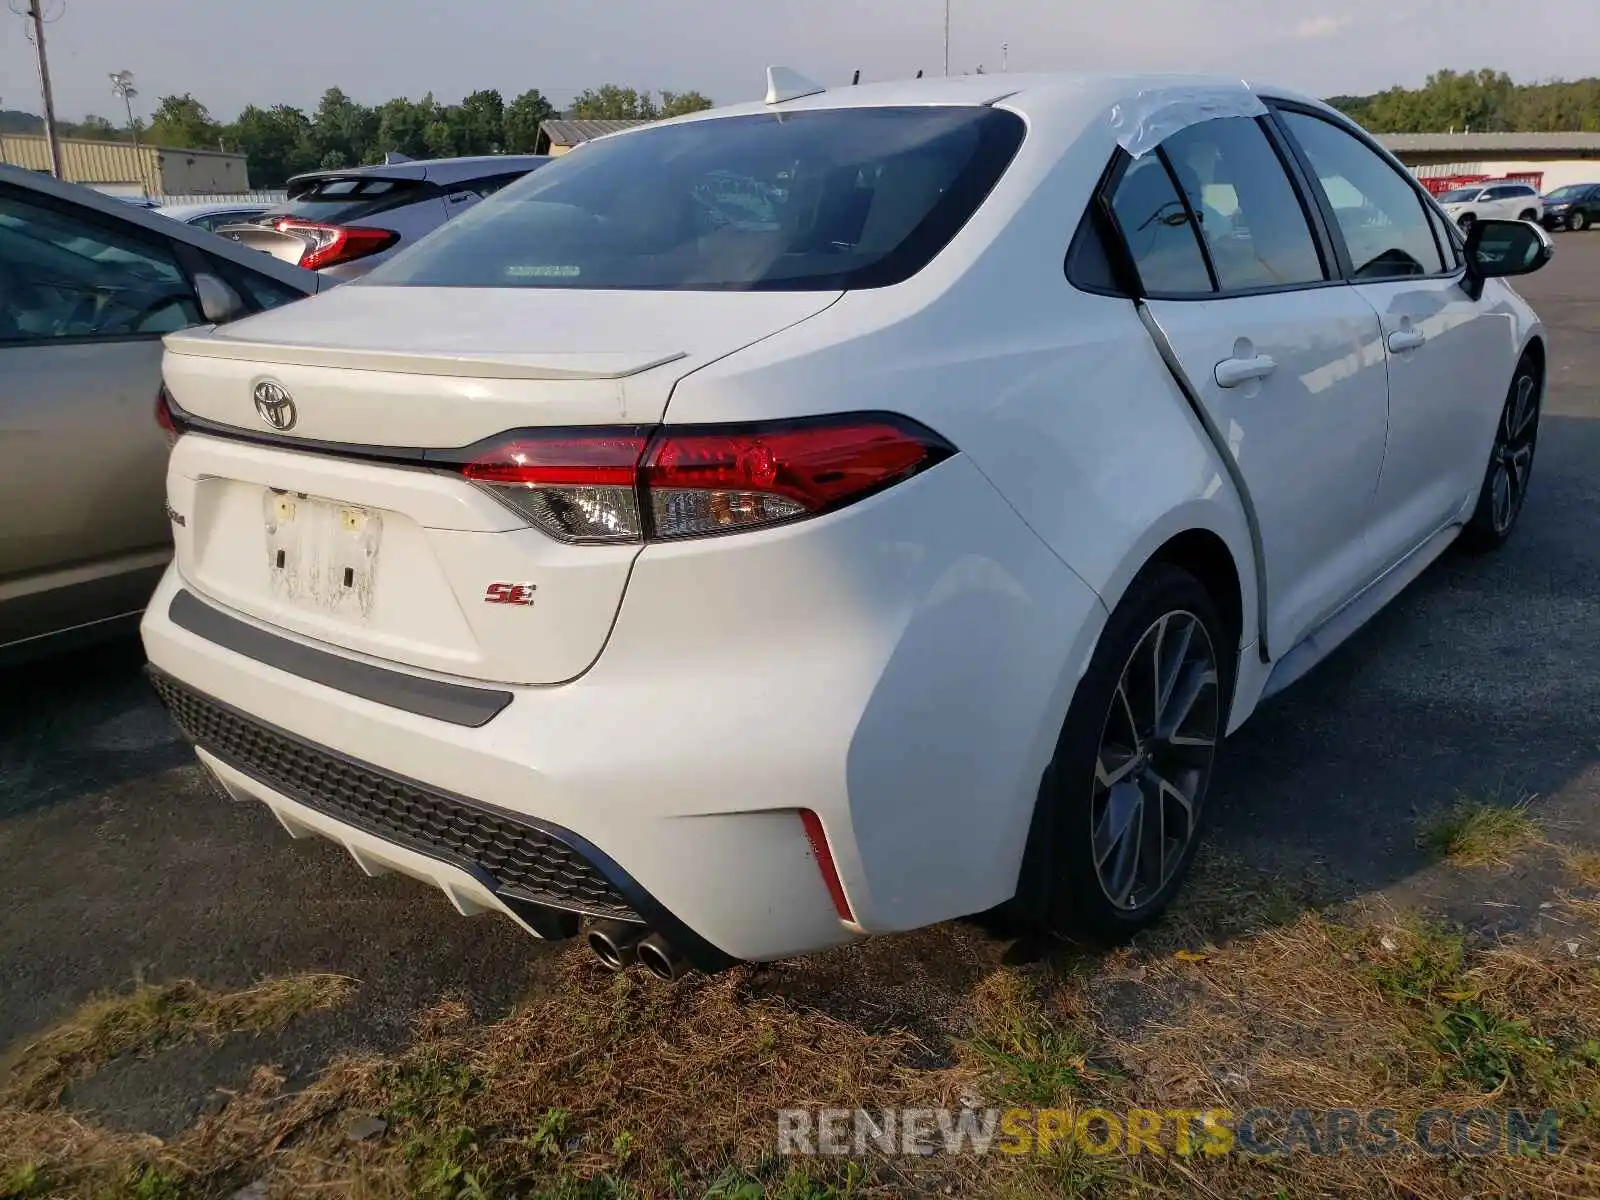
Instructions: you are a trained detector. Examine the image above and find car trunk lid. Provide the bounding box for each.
[161,285,840,685]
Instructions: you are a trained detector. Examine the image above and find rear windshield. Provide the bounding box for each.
[259,176,429,225]
[360,107,1027,291]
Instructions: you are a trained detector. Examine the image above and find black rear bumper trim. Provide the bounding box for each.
[147,666,739,975]
[168,588,512,728]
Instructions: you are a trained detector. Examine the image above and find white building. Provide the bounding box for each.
[1379,131,1600,195]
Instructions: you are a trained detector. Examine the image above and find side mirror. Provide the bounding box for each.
[193,272,246,325]
[1462,219,1553,299]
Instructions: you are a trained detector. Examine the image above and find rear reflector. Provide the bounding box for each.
[275,220,399,271]
[800,809,854,922]
[455,414,954,544]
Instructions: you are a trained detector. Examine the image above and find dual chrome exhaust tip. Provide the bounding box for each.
[585,919,690,981]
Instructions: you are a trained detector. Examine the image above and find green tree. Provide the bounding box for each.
[70,114,122,140]
[451,88,505,155]
[659,90,714,118]
[570,85,659,120]
[424,119,457,158]
[226,104,315,187]
[374,96,434,160]
[312,87,379,167]
[147,93,220,148]
[1329,68,1600,133]
[504,88,555,153]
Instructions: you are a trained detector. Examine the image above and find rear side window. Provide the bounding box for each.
[266,176,431,225]
[1160,117,1326,291]
[1277,110,1447,279]
[1108,154,1214,295]
[361,107,1027,291]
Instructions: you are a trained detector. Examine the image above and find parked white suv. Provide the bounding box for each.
[144,71,1551,979]
[1436,180,1543,231]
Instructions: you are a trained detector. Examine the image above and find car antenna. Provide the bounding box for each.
[384,151,414,165]
[765,66,827,105]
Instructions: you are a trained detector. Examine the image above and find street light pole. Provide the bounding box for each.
[26,0,63,178]
[111,70,140,149]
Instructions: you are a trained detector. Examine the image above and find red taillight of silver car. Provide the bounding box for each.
[274,220,399,271]
[455,414,955,544]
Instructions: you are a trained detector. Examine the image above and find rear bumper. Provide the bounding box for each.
[150,666,736,971]
[141,455,1105,962]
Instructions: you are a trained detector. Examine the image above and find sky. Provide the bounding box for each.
[3,0,1598,124]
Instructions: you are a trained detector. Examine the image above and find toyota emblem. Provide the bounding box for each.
[253,380,297,431]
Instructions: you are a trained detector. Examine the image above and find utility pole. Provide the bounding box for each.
[26,0,63,178]
[943,0,951,76]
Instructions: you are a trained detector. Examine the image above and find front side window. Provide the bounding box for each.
[1277,111,1446,280]
[1107,154,1214,295]
[361,107,1027,291]
[0,190,200,342]
[1160,116,1326,291]
[466,171,537,200]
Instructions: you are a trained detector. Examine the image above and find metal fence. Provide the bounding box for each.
[144,190,288,205]
[89,185,288,205]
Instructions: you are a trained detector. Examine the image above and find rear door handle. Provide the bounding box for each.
[1214,354,1277,389]
[1387,329,1426,353]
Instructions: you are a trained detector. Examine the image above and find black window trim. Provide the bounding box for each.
[1263,98,1466,285]
[0,180,206,350]
[1152,145,1222,294]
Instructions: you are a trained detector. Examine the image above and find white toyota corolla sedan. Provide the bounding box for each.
[143,70,1552,980]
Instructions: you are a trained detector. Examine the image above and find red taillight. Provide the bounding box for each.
[462,431,649,543]
[642,418,944,539]
[800,810,854,922]
[455,414,953,545]
[155,385,180,447]
[276,220,399,271]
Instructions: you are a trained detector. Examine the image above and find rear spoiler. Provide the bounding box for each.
[162,328,687,381]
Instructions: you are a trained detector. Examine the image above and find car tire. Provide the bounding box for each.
[1027,563,1232,946]
[1572,210,1590,232]
[1457,212,1477,233]
[1461,353,1542,553]
[1518,209,1538,222]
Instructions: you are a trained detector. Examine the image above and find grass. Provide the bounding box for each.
[1560,846,1600,889]
[1416,795,1542,866]
[6,863,1600,1198]
[958,972,1093,1106]
[0,973,356,1110]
